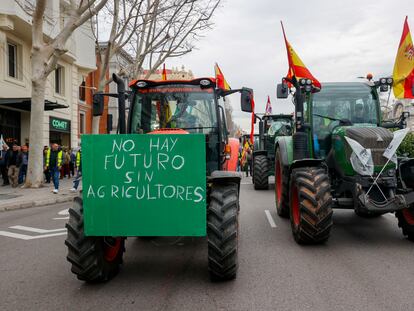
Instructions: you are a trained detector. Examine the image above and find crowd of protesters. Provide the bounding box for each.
[0,141,82,193]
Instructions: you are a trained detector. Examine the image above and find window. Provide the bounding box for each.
[55,65,65,95]
[79,113,85,134]
[79,80,86,101]
[7,42,21,79]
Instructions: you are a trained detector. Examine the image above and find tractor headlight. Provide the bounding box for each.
[306,79,312,85]
[380,78,387,84]
[299,79,306,85]
[200,79,211,86]
[387,78,393,85]
[387,169,395,177]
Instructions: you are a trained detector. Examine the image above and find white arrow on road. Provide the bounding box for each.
[0,225,66,240]
[53,208,69,220]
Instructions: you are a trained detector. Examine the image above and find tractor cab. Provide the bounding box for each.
[310,83,380,159]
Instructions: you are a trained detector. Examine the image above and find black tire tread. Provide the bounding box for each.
[290,167,333,244]
[253,155,269,190]
[65,197,124,282]
[207,183,239,281]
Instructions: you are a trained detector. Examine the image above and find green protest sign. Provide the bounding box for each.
[82,134,206,236]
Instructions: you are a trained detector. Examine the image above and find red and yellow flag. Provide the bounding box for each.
[161,63,167,81]
[393,16,414,99]
[281,22,321,89]
[214,63,231,90]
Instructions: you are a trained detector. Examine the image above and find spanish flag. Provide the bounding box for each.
[393,16,414,99]
[161,63,167,81]
[215,63,231,90]
[281,21,321,89]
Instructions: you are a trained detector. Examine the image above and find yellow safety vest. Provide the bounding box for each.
[46,149,63,167]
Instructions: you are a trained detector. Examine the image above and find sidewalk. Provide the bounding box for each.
[0,178,78,212]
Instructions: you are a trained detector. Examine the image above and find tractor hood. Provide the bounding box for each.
[332,125,395,175]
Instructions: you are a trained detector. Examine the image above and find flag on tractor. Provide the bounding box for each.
[214,63,231,90]
[250,94,255,145]
[0,134,5,150]
[265,96,272,115]
[281,21,321,89]
[161,64,167,81]
[393,16,414,99]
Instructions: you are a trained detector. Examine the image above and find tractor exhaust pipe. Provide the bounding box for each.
[112,73,126,134]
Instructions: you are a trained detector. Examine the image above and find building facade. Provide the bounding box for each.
[0,0,96,148]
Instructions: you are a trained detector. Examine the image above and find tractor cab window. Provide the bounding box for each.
[130,85,217,134]
[311,83,379,158]
[267,119,292,137]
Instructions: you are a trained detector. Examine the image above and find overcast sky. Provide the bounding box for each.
[167,0,414,131]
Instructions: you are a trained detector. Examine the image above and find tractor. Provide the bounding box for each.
[249,75,414,244]
[252,114,293,190]
[65,74,254,281]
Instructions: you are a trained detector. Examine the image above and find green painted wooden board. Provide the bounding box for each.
[82,134,206,236]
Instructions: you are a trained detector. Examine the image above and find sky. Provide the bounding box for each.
[167,0,414,132]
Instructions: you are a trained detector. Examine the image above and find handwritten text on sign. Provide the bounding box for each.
[86,137,204,203]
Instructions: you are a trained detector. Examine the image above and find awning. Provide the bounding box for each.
[0,98,69,111]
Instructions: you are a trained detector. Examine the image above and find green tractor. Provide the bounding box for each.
[270,76,414,244]
[65,74,254,281]
[252,114,293,190]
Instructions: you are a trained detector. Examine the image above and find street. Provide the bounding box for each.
[0,178,413,311]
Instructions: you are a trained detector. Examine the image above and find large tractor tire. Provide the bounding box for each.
[289,167,333,244]
[396,207,414,241]
[275,149,289,218]
[65,197,125,282]
[207,182,239,281]
[253,155,269,190]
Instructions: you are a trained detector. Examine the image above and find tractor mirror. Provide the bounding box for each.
[93,92,104,116]
[277,83,289,98]
[240,87,253,112]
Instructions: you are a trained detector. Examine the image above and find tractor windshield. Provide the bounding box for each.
[267,119,292,137]
[312,83,379,130]
[311,83,380,158]
[130,85,217,134]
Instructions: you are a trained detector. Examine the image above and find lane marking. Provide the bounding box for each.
[53,217,69,220]
[265,210,277,228]
[0,230,66,240]
[9,225,66,234]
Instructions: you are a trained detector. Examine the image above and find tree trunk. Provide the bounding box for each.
[25,77,47,188]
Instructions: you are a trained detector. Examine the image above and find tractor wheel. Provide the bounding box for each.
[275,149,289,218]
[396,207,414,241]
[253,155,269,190]
[65,197,125,282]
[207,182,239,281]
[289,167,333,244]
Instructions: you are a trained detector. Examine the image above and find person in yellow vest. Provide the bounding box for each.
[70,146,82,192]
[44,143,63,194]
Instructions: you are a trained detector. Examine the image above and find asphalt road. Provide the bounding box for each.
[1,177,414,311]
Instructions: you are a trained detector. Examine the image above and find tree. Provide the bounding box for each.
[18,0,108,187]
[92,0,221,133]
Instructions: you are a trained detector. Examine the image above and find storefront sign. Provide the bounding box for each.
[49,117,71,133]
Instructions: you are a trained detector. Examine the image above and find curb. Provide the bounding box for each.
[0,195,75,212]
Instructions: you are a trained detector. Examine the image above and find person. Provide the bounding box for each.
[69,149,76,177]
[60,147,70,179]
[0,144,9,186]
[70,146,82,192]
[354,103,365,123]
[43,146,50,183]
[18,145,29,184]
[6,144,21,188]
[45,143,62,194]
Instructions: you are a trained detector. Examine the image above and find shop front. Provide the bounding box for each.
[0,107,21,145]
[49,116,71,147]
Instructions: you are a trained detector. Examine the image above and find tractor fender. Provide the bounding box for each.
[208,170,241,193]
[224,138,240,172]
[289,159,327,173]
